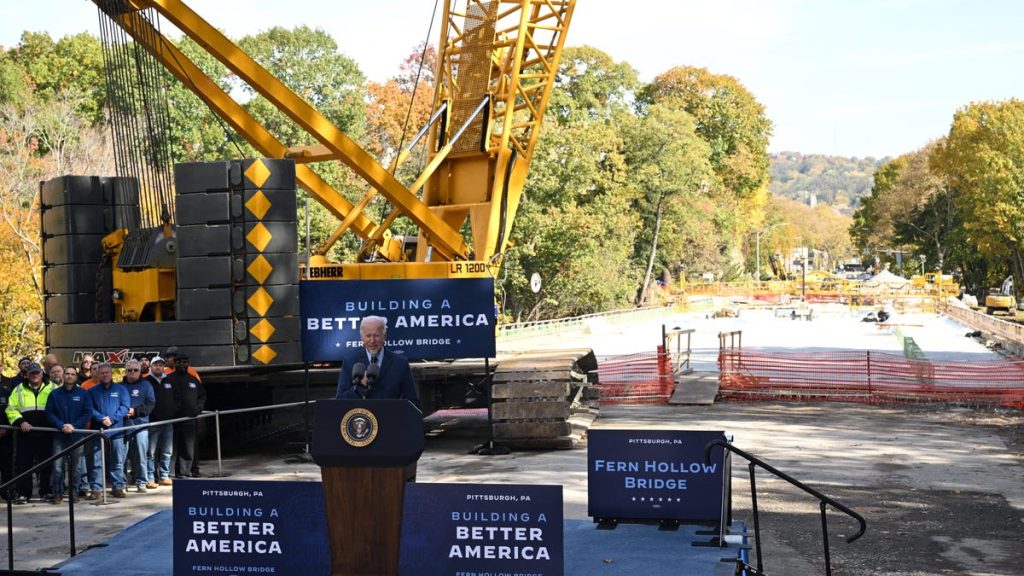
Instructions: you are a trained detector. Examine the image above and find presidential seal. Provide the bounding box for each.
[340,408,379,447]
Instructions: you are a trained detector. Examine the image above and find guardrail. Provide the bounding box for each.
[0,399,315,570]
[497,305,673,339]
[939,299,1024,350]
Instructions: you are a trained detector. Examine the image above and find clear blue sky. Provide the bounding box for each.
[3,0,1023,158]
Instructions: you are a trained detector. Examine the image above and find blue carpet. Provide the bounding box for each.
[57,510,172,576]
[56,513,743,575]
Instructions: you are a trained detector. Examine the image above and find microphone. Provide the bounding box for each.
[351,363,366,385]
[365,363,379,391]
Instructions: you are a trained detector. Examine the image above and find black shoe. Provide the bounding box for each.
[191,471,202,478]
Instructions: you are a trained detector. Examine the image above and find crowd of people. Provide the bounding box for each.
[0,347,207,503]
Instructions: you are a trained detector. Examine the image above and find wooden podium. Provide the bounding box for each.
[312,399,424,576]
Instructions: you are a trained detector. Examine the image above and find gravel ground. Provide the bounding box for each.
[2,400,1021,576]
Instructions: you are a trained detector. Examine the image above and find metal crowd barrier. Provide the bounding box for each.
[0,398,317,570]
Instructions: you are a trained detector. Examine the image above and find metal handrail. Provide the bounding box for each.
[0,429,112,570]
[704,439,866,576]
[0,398,318,570]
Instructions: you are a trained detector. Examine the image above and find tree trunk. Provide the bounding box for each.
[637,195,665,306]
[1011,246,1024,305]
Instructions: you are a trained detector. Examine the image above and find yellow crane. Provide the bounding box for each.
[43,0,592,448]
[95,0,574,283]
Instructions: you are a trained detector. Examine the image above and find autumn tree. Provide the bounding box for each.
[0,77,113,370]
[931,99,1024,294]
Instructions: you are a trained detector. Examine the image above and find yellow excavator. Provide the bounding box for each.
[42,0,594,448]
[985,276,1017,316]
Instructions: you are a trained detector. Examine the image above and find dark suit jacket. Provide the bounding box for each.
[335,347,420,409]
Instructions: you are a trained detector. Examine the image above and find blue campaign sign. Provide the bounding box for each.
[399,483,564,576]
[173,479,330,576]
[300,278,497,361]
[588,430,728,523]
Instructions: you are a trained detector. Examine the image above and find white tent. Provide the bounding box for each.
[864,270,911,289]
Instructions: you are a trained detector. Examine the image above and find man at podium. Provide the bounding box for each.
[335,315,421,410]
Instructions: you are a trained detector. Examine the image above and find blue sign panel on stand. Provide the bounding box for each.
[399,483,564,576]
[172,479,330,576]
[588,430,727,523]
[300,278,496,361]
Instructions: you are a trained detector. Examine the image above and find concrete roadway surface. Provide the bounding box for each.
[2,400,1022,575]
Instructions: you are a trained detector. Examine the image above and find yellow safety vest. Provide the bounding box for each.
[5,382,56,425]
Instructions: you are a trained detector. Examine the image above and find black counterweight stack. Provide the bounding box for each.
[40,176,140,325]
[174,158,301,365]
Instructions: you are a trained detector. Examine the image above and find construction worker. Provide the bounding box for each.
[76,355,95,386]
[85,363,130,499]
[146,357,177,487]
[45,364,91,504]
[122,359,155,492]
[168,352,205,478]
[5,363,56,503]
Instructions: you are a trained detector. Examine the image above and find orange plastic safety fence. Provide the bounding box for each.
[595,350,674,405]
[719,349,1024,409]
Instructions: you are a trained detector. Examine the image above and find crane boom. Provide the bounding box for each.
[94,0,573,273]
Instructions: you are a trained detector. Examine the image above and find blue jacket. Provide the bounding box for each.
[334,347,420,409]
[45,385,91,438]
[87,382,130,438]
[123,378,156,427]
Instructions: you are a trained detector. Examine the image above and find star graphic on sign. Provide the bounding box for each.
[456,339,462,344]
[639,497,645,502]
[335,342,341,347]
[631,497,636,501]
[658,497,663,502]
[676,498,682,502]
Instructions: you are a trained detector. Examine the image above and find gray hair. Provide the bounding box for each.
[125,359,141,370]
[96,362,113,372]
[360,315,388,333]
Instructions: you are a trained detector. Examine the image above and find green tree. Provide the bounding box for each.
[7,32,106,124]
[237,26,366,148]
[504,117,639,320]
[548,46,638,123]
[621,104,716,304]
[639,65,772,200]
[500,47,642,320]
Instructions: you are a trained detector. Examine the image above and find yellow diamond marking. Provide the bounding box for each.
[245,190,271,220]
[243,159,271,188]
[252,345,277,365]
[247,287,273,316]
[246,222,272,252]
[250,319,276,343]
[247,254,273,284]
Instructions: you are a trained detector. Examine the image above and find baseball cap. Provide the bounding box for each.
[150,356,165,364]
[176,351,190,361]
[164,346,179,357]
[26,363,43,374]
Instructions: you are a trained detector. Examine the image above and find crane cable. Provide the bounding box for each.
[379,0,442,226]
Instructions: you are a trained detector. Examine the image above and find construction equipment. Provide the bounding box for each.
[768,253,788,280]
[985,276,1017,316]
[42,0,595,448]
